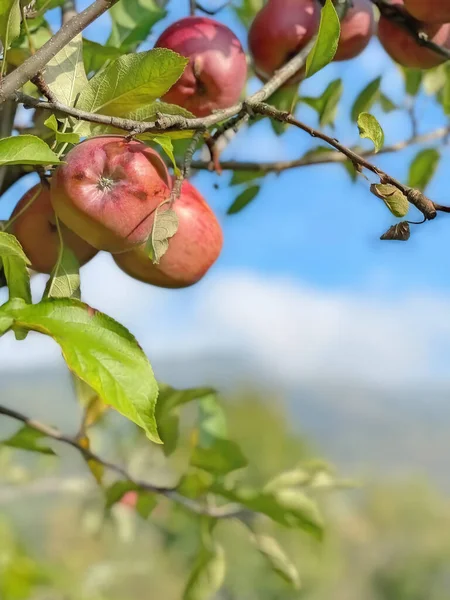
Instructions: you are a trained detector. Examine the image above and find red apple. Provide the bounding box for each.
[114,179,223,289]
[154,16,248,117]
[378,0,450,68]
[248,0,320,82]
[334,0,375,61]
[51,136,171,254]
[9,183,97,274]
[404,0,450,24]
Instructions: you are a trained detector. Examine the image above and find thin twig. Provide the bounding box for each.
[247,101,447,219]
[192,125,450,173]
[0,404,245,519]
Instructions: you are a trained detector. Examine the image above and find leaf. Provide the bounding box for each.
[408,149,440,191]
[83,38,123,75]
[351,76,381,122]
[379,93,397,113]
[227,186,260,215]
[177,471,213,499]
[43,245,81,300]
[183,543,226,600]
[77,435,104,484]
[267,85,299,135]
[191,438,248,475]
[301,78,343,127]
[252,535,301,589]
[0,0,20,52]
[136,492,157,519]
[213,482,323,538]
[0,232,31,306]
[150,135,178,171]
[1,426,55,455]
[147,205,179,265]
[77,50,188,120]
[43,34,88,106]
[1,298,160,442]
[371,183,409,218]
[305,0,340,78]
[401,67,423,96]
[197,394,228,444]
[357,112,384,152]
[105,481,139,510]
[234,0,264,28]
[44,115,81,145]
[0,135,62,166]
[230,170,261,186]
[380,221,410,241]
[108,0,167,50]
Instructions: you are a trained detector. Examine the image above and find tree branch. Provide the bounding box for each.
[371,0,450,60]
[246,101,447,219]
[0,404,245,520]
[192,125,450,173]
[0,0,121,104]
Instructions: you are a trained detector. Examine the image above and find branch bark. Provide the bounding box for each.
[0,0,121,104]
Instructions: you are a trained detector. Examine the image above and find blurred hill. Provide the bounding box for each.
[2,354,450,487]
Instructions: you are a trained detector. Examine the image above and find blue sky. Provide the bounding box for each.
[2,1,450,387]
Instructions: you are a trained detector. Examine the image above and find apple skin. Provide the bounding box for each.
[378,0,450,68]
[9,184,98,274]
[51,136,171,254]
[154,16,248,117]
[248,0,320,83]
[404,0,450,24]
[334,0,375,61]
[113,180,223,289]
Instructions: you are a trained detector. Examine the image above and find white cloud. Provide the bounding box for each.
[2,262,450,386]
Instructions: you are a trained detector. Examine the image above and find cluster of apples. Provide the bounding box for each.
[10,136,223,289]
[9,1,450,290]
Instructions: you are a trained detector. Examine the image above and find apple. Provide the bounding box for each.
[154,16,248,117]
[248,0,320,82]
[51,136,171,254]
[334,0,375,61]
[113,179,223,288]
[378,0,450,68]
[9,183,97,274]
[404,0,450,24]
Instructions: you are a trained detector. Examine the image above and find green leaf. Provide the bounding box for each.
[401,67,423,96]
[0,232,31,306]
[408,149,440,191]
[105,481,139,510]
[43,34,88,106]
[351,76,381,122]
[234,0,264,28]
[77,50,188,120]
[191,438,248,475]
[1,426,55,455]
[441,64,450,114]
[2,299,160,442]
[108,0,166,50]
[147,205,179,265]
[83,38,123,75]
[357,112,384,152]
[267,85,298,135]
[227,186,260,215]
[305,0,340,78]
[183,543,226,600]
[252,534,301,589]
[379,93,397,113]
[44,115,81,145]
[0,135,62,166]
[230,170,262,186]
[136,492,157,519]
[197,394,228,444]
[213,482,323,538]
[371,183,409,218]
[0,0,20,52]
[177,471,213,499]
[423,64,447,96]
[43,245,81,300]
[150,135,178,171]
[302,78,343,127]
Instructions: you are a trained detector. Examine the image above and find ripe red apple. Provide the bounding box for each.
[114,179,223,289]
[378,0,450,68]
[8,184,97,274]
[154,16,248,117]
[51,136,171,254]
[404,0,450,24]
[248,0,320,82]
[334,0,375,61]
